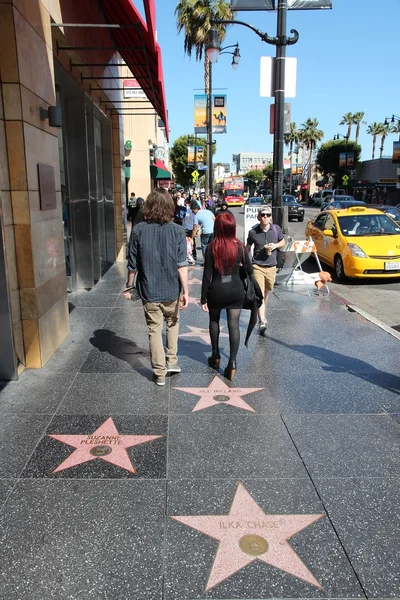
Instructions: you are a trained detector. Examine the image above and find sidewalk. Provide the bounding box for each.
[0,262,399,600]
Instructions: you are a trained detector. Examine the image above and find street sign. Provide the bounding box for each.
[342,174,350,185]
[192,170,199,182]
[198,165,208,170]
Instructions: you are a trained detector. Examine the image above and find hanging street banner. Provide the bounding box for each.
[392,141,400,164]
[230,0,331,9]
[194,95,207,134]
[197,145,205,163]
[347,152,355,168]
[339,153,347,168]
[212,95,227,134]
[187,146,195,165]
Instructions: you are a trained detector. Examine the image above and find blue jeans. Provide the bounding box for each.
[201,233,213,259]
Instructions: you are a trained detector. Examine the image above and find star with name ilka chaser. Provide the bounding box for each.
[179,326,229,344]
[49,417,163,474]
[172,483,324,591]
[174,376,262,412]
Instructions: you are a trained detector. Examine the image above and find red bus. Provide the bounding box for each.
[223,176,244,207]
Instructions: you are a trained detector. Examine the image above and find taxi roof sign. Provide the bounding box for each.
[346,206,367,213]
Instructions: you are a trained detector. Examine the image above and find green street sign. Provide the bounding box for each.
[124,140,132,150]
[342,174,350,185]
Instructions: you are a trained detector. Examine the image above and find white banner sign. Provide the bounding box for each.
[260,57,297,98]
[244,205,260,244]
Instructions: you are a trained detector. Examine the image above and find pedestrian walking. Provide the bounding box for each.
[201,212,253,381]
[124,190,188,386]
[216,201,234,217]
[183,199,197,261]
[246,205,285,335]
[192,203,215,260]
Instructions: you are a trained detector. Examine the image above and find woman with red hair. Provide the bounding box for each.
[201,212,253,380]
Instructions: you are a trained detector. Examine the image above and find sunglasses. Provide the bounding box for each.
[260,213,271,217]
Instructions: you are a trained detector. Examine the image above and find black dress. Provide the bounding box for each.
[201,243,253,309]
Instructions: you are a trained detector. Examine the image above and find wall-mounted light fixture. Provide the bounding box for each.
[40,105,62,128]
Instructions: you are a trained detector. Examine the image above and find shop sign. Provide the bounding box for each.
[124,140,132,150]
[377,178,397,184]
[123,79,146,98]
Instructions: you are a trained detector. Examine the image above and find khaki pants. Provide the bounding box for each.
[143,298,180,377]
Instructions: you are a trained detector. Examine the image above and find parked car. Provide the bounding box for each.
[305,206,400,280]
[282,194,305,222]
[367,204,400,226]
[321,198,365,211]
[319,190,334,205]
[246,196,264,206]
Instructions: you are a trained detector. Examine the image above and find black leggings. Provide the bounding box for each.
[209,308,241,362]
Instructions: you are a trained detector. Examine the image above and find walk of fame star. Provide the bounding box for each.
[172,483,324,591]
[49,417,163,474]
[174,376,262,412]
[188,277,202,285]
[187,296,200,306]
[179,326,229,344]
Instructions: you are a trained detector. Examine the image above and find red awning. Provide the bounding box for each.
[99,0,169,138]
[153,159,169,171]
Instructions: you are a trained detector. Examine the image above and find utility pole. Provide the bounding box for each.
[272,0,288,230]
[207,62,213,196]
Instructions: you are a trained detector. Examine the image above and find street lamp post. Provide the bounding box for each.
[207,8,299,227]
[205,38,241,197]
[334,133,350,190]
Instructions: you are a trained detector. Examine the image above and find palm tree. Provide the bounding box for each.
[379,122,391,159]
[175,0,233,94]
[366,122,382,159]
[353,111,366,144]
[340,112,354,140]
[299,118,324,195]
[284,122,299,192]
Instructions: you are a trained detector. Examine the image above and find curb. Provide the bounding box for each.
[330,290,400,342]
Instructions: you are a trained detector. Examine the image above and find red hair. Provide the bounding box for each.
[210,212,244,274]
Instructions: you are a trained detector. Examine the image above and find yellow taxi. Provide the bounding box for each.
[305,206,400,280]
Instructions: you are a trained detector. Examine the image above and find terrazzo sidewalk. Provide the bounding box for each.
[0,261,399,600]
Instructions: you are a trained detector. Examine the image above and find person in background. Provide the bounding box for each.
[128,191,136,222]
[183,198,197,261]
[132,196,144,226]
[124,190,188,386]
[246,205,285,335]
[216,201,234,217]
[173,194,187,226]
[192,203,215,260]
[201,212,252,381]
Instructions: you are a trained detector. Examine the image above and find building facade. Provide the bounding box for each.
[0,0,168,380]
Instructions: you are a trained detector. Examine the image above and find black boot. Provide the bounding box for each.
[208,352,220,370]
[223,360,236,381]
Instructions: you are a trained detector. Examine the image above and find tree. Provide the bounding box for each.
[175,0,233,94]
[378,121,391,158]
[284,122,299,192]
[299,118,323,194]
[353,111,366,144]
[366,122,382,160]
[316,139,361,181]
[262,163,273,180]
[170,134,215,188]
[339,112,354,140]
[244,169,264,184]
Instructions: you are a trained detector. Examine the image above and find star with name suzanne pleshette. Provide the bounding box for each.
[179,326,229,344]
[49,417,163,474]
[174,376,262,412]
[172,483,324,591]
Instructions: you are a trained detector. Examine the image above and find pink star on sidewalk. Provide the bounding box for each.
[49,417,163,474]
[188,277,202,285]
[187,296,200,306]
[179,326,229,344]
[174,376,262,412]
[172,483,324,591]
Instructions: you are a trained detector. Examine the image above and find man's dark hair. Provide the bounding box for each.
[142,190,174,224]
[190,201,199,212]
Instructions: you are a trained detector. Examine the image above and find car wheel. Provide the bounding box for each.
[298,216,304,222]
[334,254,346,281]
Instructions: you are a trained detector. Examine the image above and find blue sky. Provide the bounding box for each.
[138,0,400,164]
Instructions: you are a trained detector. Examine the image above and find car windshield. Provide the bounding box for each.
[338,214,400,236]
[224,190,242,198]
[283,195,296,203]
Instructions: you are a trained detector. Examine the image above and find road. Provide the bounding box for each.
[232,205,400,334]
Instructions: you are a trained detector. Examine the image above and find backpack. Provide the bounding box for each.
[272,224,286,271]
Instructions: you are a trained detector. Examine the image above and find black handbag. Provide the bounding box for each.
[240,248,263,310]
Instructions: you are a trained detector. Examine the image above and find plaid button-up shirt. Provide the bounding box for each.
[127,221,187,302]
